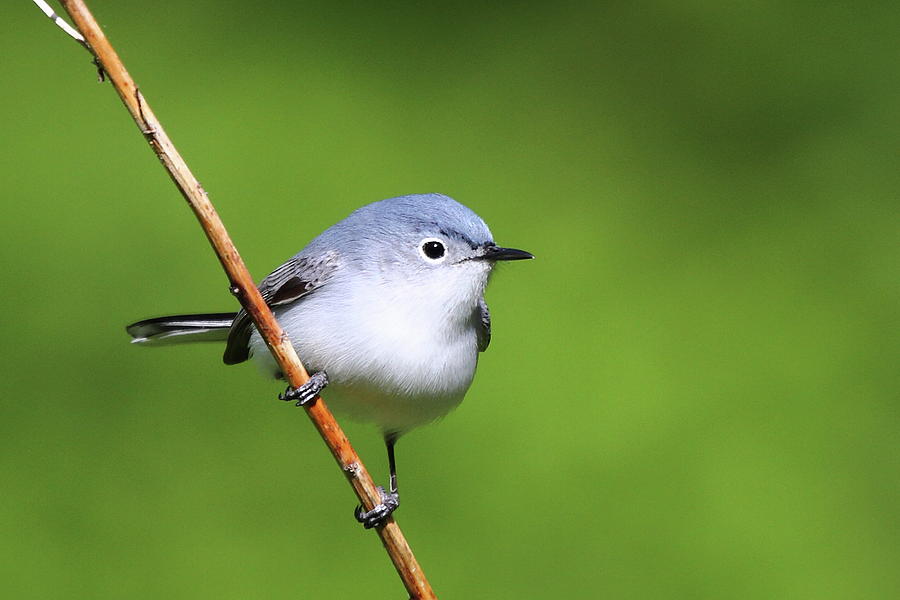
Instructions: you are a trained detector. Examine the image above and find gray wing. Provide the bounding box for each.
[223,251,339,364]
[477,296,491,352]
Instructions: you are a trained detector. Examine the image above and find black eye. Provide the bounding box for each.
[419,238,446,261]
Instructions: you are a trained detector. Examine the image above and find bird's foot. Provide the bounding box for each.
[278,371,328,406]
[354,486,400,529]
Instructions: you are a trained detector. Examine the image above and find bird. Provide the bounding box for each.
[126,193,532,527]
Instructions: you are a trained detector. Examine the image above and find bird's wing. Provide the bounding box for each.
[223,251,340,365]
[477,296,491,353]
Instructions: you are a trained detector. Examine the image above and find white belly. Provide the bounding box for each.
[248,283,481,433]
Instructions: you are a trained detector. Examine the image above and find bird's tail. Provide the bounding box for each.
[126,313,237,345]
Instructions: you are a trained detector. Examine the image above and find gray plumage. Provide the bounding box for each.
[126,313,235,344]
[476,297,491,353]
[127,193,531,434]
[224,251,340,364]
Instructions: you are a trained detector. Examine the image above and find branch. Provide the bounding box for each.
[33,0,85,44]
[51,1,436,597]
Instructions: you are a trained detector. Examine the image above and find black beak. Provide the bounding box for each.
[478,244,534,262]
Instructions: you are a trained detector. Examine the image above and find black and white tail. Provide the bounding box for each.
[126,313,237,345]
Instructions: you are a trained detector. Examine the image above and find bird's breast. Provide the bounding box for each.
[255,280,482,431]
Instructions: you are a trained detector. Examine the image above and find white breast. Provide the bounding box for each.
[249,265,487,433]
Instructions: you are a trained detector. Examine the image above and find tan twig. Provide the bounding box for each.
[52,1,436,597]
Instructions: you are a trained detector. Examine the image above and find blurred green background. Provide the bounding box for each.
[2,1,898,598]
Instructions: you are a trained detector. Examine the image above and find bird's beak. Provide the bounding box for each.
[477,244,534,262]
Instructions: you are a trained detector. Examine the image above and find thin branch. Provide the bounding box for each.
[33,0,86,44]
[51,1,436,597]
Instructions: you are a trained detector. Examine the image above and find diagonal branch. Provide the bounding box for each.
[33,0,86,45]
[51,1,436,597]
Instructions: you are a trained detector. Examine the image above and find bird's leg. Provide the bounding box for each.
[387,434,398,496]
[278,371,328,407]
[355,432,401,529]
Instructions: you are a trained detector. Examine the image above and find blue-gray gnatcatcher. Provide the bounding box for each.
[126,193,532,527]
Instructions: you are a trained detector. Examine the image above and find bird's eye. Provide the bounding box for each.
[419,238,447,262]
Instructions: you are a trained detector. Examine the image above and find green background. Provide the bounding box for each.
[2,2,898,598]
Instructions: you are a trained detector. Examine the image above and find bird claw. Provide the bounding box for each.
[278,371,328,406]
[354,486,400,529]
